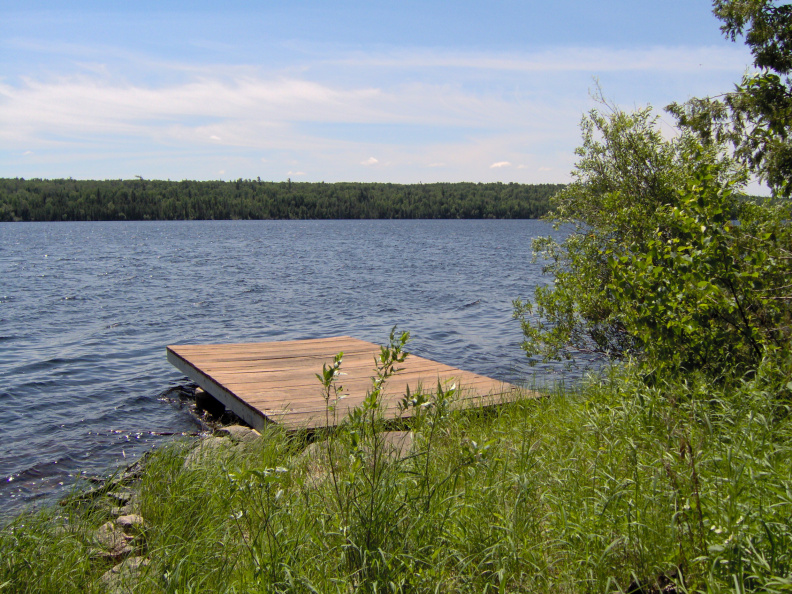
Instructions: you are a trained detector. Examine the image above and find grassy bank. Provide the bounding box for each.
[2,364,791,593]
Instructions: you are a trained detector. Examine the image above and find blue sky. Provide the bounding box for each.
[1,1,756,184]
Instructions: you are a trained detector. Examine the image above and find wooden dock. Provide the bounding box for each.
[167,336,526,431]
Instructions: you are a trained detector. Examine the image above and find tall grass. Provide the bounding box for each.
[2,359,791,592]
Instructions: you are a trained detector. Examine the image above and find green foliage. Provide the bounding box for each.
[514,103,744,365]
[607,153,792,379]
[0,178,560,221]
[515,94,792,386]
[313,328,467,591]
[669,0,792,196]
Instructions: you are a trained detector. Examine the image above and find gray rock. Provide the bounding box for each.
[379,430,413,459]
[94,521,133,559]
[115,514,144,531]
[299,430,413,482]
[298,440,333,484]
[214,424,261,444]
[100,556,150,594]
[110,505,135,517]
[299,440,330,463]
[182,436,234,469]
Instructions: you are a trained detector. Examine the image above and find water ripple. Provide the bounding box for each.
[0,219,570,517]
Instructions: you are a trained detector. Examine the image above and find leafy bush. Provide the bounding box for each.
[514,104,741,362]
[515,103,792,390]
[607,152,792,381]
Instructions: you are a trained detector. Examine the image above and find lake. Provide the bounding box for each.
[0,219,572,517]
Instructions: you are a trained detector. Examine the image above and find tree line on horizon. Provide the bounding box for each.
[0,178,562,222]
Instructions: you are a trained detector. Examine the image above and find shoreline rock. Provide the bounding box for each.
[100,556,150,594]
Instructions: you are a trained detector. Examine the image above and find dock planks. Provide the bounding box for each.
[167,336,527,430]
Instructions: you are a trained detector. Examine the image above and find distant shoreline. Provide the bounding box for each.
[0,179,562,222]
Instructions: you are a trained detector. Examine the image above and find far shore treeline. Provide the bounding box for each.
[0,178,562,221]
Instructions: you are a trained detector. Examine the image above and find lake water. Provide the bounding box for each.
[0,219,571,517]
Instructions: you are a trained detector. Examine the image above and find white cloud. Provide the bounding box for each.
[0,41,753,182]
[0,76,387,146]
[2,43,746,150]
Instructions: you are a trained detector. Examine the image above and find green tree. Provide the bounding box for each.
[516,103,792,383]
[606,152,792,379]
[516,2,792,387]
[669,0,792,196]
[513,102,742,364]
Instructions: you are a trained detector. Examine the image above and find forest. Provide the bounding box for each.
[0,178,561,221]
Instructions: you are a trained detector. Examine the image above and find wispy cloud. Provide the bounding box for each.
[0,73,575,151]
[0,41,753,182]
